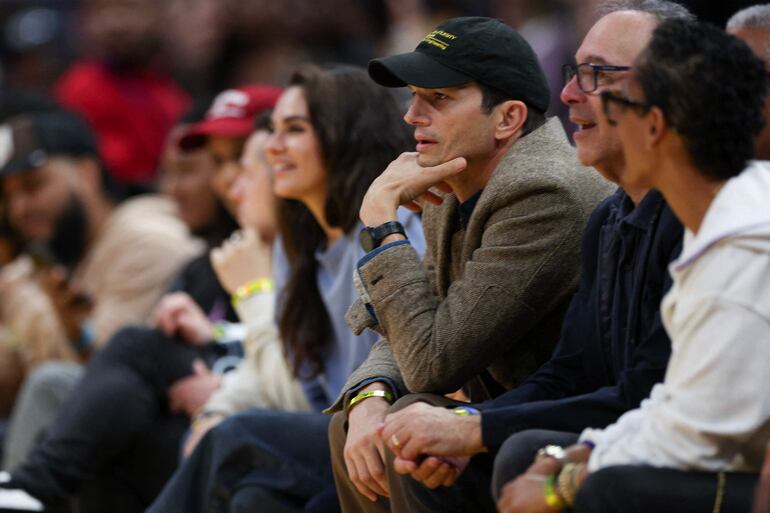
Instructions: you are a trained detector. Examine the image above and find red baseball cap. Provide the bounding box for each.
[178,85,282,151]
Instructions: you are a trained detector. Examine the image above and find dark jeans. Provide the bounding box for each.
[574,465,758,513]
[147,409,334,513]
[10,326,208,513]
[492,429,759,513]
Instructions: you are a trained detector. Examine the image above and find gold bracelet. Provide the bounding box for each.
[231,278,274,306]
[544,473,567,511]
[348,390,394,412]
[557,462,582,507]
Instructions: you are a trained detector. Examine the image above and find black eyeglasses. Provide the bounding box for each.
[563,63,631,93]
[600,90,651,126]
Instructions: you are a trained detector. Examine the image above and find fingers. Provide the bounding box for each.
[347,457,379,502]
[192,359,208,376]
[346,448,389,501]
[362,443,390,497]
[418,458,456,489]
[381,420,412,458]
[496,482,512,513]
[422,157,467,178]
[403,201,424,213]
[394,456,460,489]
[417,191,445,206]
[392,456,418,475]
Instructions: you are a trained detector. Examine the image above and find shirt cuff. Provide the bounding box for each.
[357,240,411,268]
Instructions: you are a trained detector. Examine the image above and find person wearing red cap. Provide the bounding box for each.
[177,85,283,212]
[0,90,293,513]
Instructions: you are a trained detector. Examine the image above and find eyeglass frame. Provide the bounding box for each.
[600,90,652,126]
[563,63,631,93]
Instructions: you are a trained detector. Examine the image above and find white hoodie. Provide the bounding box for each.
[581,161,770,472]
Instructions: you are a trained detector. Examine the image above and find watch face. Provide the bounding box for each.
[359,227,375,252]
[544,445,566,460]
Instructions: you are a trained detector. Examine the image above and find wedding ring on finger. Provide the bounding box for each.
[390,434,401,448]
[228,232,243,244]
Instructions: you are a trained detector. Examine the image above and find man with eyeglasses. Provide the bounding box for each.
[350,2,692,513]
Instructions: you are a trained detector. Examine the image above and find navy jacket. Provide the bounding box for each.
[480,189,683,448]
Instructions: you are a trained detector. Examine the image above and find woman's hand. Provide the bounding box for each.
[210,228,272,295]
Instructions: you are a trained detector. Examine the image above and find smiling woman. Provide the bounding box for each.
[145,64,426,513]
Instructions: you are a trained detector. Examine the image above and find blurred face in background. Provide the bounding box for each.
[159,127,220,235]
[265,86,328,209]
[3,159,83,242]
[3,158,92,266]
[81,0,163,66]
[207,135,247,215]
[728,24,770,160]
[228,129,277,241]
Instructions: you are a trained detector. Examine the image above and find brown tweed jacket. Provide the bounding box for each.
[328,118,615,413]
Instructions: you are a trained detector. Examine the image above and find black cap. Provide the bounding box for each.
[0,111,99,177]
[369,17,550,113]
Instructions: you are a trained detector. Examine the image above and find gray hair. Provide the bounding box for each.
[726,5,770,65]
[597,0,695,22]
[727,4,770,32]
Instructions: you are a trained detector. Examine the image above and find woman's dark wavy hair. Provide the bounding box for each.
[634,19,768,181]
[276,64,412,378]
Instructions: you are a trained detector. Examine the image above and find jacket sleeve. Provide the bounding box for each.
[327,219,439,414]
[479,311,671,448]
[348,185,588,396]
[584,297,770,472]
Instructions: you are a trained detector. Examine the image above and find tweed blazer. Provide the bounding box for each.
[329,118,614,413]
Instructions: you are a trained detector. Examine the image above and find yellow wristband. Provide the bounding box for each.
[232,278,274,306]
[348,389,394,411]
[451,406,480,416]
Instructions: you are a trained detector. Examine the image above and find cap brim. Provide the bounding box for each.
[178,118,254,151]
[368,52,473,89]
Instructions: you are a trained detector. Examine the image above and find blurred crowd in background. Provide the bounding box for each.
[0,0,759,195]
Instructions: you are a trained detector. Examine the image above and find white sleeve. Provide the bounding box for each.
[585,298,770,472]
[200,292,310,415]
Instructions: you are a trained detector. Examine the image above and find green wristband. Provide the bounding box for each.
[544,473,567,511]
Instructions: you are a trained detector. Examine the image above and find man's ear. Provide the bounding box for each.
[646,106,668,149]
[495,100,528,141]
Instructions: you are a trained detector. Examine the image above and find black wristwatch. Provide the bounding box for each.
[359,221,407,252]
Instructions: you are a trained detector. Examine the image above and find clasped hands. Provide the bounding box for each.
[381,402,484,486]
[345,400,484,502]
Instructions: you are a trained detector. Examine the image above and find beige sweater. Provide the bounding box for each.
[0,195,200,369]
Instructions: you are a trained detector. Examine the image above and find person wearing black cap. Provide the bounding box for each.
[327,15,612,513]
[0,110,198,501]
[353,3,691,513]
